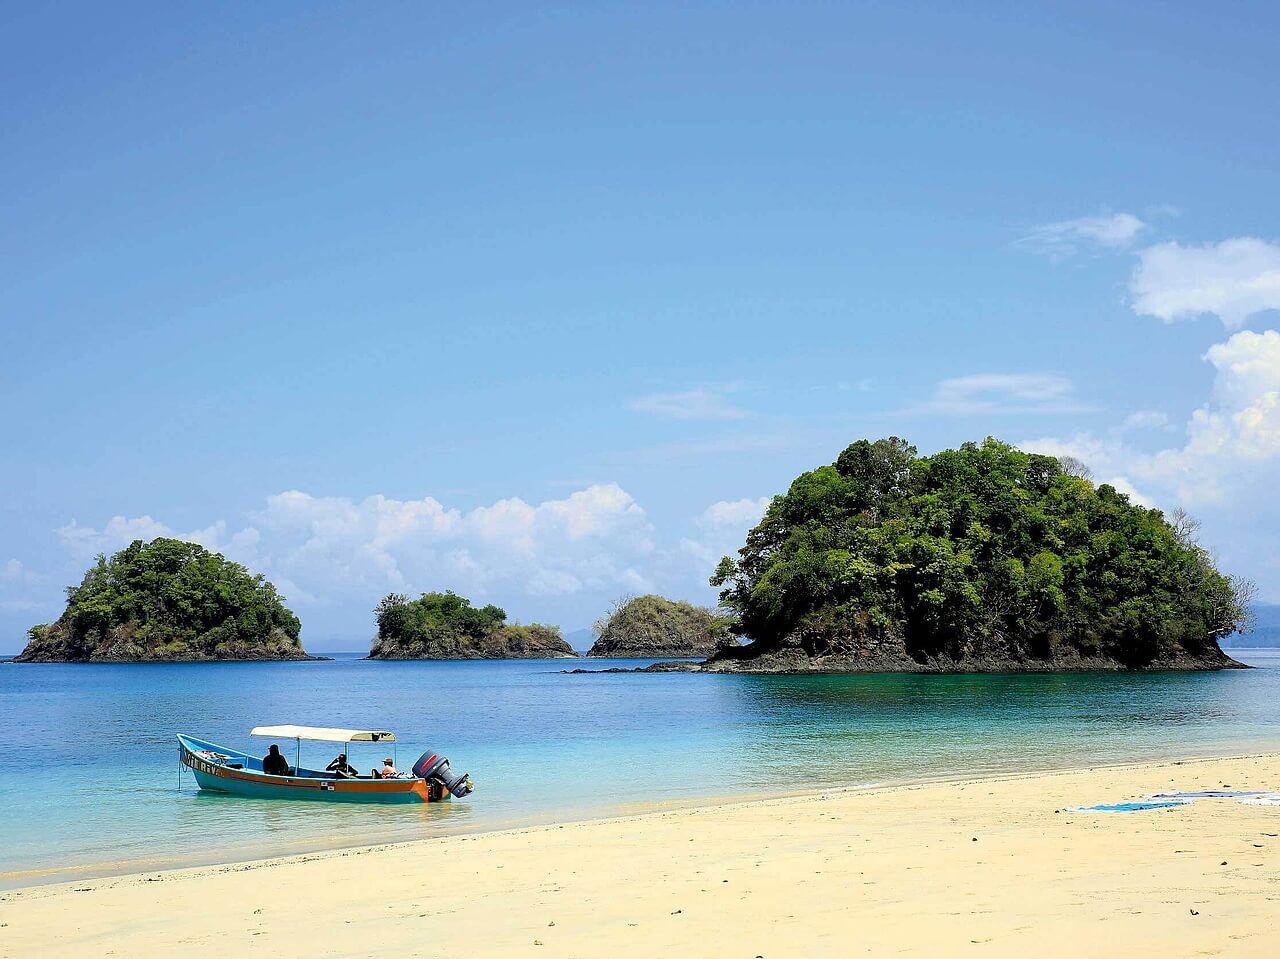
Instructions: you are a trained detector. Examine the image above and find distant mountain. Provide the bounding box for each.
[1250,603,1280,628]
[1220,604,1280,648]
[563,628,595,653]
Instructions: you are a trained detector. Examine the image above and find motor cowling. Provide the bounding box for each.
[412,752,474,798]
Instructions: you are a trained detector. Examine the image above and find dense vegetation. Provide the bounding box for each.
[369,591,576,659]
[17,538,306,662]
[589,594,732,657]
[710,438,1251,671]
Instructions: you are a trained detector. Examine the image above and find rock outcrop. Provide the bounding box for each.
[587,595,729,658]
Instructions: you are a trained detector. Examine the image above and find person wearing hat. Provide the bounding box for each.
[379,756,401,778]
[326,752,358,778]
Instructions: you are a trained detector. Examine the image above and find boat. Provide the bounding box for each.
[177,724,474,804]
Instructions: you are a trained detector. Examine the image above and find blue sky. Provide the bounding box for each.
[4,2,1280,652]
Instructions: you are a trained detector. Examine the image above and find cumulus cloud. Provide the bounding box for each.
[1130,238,1280,328]
[697,497,772,529]
[1021,212,1147,258]
[57,515,171,559]
[55,484,660,609]
[679,496,771,567]
[921,373,1087,415]
[1019,432,1153,506]
[628,387,745,420]
[1024,329,1280,507]
[1135,330,1280,501]
[1119,410,1174,433]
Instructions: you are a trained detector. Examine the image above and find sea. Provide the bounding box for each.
[2,650,1279,889]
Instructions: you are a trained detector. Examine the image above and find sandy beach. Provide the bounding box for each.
[3,754,1278,958]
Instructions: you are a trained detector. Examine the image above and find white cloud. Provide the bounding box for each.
[1135,330,1280,501]
[1103,477,1154,508]
[1019,432,1155,507]
[1119,409,1173,433]
[56,485,659,610]
[57,514,171,558]
[628,387,745,420]
[697,497,772,529]
[1024,329,1280,507]
[1021,212,1147,258]
[922,373,1087,415]
[679,496,771,567]
[1131,237,1280,328]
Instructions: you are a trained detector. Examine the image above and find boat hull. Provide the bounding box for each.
[178,735,446,804]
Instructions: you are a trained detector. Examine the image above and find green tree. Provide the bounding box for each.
[712,437,1251,668]
[18,538,304,661]
[370,591,573,659]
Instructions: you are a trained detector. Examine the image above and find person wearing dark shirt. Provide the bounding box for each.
[262,743,290,775]
[326,753,358,778]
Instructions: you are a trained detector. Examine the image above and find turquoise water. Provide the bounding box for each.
[2,651,1279,887]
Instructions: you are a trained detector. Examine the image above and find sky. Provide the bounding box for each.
[3,2,1280,652]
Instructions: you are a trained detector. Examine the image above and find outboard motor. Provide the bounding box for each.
[412,752,474,798]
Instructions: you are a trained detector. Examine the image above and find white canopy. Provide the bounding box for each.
[250,725,397,743]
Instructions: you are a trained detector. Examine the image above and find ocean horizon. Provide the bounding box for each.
[3,649,1279,889]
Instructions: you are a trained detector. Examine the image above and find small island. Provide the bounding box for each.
[587,594,731,658]
[16,538,312,662]
[692,437,1252,673]
[368,591,577,659]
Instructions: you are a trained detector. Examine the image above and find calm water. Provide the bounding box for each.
[2,651,1279,887]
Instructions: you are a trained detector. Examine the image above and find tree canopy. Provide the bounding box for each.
[18,538,305,661]
[369,591,575,658]
[711,437,1251,669]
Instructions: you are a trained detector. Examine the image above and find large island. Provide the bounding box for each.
[694,437,1250,673]
[368,591,577,659]
[16,538,312,662]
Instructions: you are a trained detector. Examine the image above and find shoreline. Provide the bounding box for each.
[5,751,1279,957]
[6,748,1278,893]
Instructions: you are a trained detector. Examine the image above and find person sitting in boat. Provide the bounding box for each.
[326,753,358,778]
[262,743,290,776]
[379,756,401,778]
